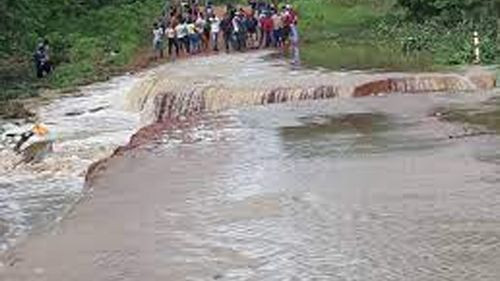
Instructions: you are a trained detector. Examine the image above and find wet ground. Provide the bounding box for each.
[2,92,499,280]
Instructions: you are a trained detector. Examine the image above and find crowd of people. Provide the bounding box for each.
[152,1,300,64]
[32,2,300,78]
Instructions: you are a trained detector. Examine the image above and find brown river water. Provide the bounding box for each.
[2,90,500,280]
[0,51,499,280]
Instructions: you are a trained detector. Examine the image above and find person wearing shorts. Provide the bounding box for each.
[271,11,283,47]
[175,20,189,55]
[152,23,164,59]
[246,13,258,49]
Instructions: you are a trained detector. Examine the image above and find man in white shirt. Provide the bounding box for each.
[152,23,165,59]
[210,16,221,51]
[175,20,189,54]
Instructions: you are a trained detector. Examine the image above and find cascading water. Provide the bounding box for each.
[129,52,493,123]
[0,75,143,251]
[0,51,496,254]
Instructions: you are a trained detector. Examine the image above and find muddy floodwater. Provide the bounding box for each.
[2,92,499,280]
[0,51,494,254]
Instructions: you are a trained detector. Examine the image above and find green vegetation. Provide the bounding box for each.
[1,0,165,102]
[296,0,498,71]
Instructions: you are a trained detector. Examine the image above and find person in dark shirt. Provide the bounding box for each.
[221,14,233,52]
[246,13,259,49]
[33,41,52,78]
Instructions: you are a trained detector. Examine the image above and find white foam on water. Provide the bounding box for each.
[0,74,145,251]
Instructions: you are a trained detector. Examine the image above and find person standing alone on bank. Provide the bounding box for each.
[33,40,52,78]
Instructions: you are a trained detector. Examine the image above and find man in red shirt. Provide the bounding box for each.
[260,12,273,48]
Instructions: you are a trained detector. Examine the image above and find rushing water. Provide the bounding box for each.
[1,51,488,254]
[2,92,499,280]
[0,75,143,250]
[140,94,500,280]
[0,50,498,279]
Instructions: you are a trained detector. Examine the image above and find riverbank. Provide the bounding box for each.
[0,0,166,113]
[296,0,498,71]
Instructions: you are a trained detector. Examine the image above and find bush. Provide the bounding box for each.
[0,0,165,100]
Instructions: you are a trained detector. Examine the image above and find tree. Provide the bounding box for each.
[397,0,496,26]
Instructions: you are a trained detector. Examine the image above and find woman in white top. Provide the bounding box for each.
[165,24,179,58]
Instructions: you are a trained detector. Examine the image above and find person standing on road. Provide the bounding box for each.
[221,13,233,52]
[246,12,259,49]
[271,9,283,48]
[152,23,165,59]
[232,12,242,51]
[209,15,221,52]
[194,13,204,51]
[176,20,189,55]
[166,23,179,59]
[290,19,300,66]
[260,12,273,48]
[202,14,211,52]
[187,19,199,54]
[236,12,247,51]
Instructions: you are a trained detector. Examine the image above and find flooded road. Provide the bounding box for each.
[2,92,499,280]
[2,51,492,254]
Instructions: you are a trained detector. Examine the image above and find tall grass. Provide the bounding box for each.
[295,0,496,71]
[1,0,164,102]
[295,0,434,71]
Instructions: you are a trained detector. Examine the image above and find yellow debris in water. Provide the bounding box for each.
[32,123,49,136]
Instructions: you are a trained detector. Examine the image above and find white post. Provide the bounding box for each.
[473,31,480,64]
